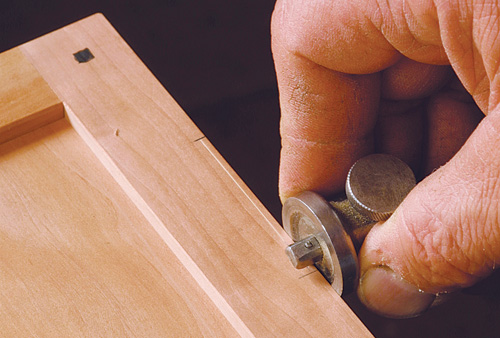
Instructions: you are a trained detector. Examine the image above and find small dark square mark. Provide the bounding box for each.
[73,48,95,63]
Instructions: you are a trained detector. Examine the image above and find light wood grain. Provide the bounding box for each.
[2,13,372,336]
[0,119,238,337]
[0,48,63,144]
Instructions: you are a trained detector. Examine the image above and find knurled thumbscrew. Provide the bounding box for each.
[283,154,416,295]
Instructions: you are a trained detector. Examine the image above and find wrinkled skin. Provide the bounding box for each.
[272,0,500,318]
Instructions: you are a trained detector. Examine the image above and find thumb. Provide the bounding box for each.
[357,111,500,318]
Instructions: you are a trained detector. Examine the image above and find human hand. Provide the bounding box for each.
[272,0,500,318]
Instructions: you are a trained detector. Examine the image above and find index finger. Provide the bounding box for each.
[275,55,380,200]
[271,0,446,201]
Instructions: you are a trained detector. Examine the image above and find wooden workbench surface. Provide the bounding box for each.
[0,14,371,337]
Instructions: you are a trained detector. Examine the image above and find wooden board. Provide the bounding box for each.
[0,48,63,144]
[0,14,372,337]
[0,119,239,336]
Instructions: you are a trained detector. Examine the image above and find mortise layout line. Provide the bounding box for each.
[193,136,206,142]
[198,138,290,246]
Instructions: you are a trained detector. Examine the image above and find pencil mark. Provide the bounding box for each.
[73,48,95,63]
[298,270,318,279]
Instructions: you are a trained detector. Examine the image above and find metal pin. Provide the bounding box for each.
[285,235,323,269]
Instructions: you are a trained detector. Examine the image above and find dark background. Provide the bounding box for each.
[2,1,500,337]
